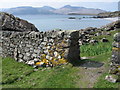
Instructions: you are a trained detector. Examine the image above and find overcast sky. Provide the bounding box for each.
[0,0,119,11]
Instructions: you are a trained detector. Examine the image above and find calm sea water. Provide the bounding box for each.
[16,14,112,31]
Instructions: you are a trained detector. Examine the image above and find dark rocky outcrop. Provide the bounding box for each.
[0,12,39,32]
[68,17,76,19]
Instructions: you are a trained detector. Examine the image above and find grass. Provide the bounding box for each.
[80,29,118,57]
[80,42,112,57]
[1,57,80,88]
[2,52,119,88]
[94,73,119,88]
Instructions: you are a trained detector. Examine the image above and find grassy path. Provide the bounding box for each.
[75,52,117,88]
[77,61,106,88]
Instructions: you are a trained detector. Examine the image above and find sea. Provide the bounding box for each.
[16,14,112,31]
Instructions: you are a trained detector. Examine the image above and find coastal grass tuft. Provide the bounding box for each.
[94,73,119,88]
[80,30,118,57]
[80,42,112,57]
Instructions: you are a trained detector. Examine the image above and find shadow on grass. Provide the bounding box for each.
[72,59,104,68]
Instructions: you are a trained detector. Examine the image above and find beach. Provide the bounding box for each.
[103,17,119,22]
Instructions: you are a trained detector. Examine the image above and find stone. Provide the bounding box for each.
[31,43,36,46]
[105,75,118,83]
[14,48,18,61]
[26,44,32,48]
[54,51,58,57]
[34,58,40,61]
[0,12,39,32]
[34,69,38,71]
[111,33,120,64]
[106,32,111,35]
[34,49,40,53]
[57,55,62,59]
[25,48,30,52]
[30,48,34,51]
[101,38,109,42]
[44,37,48,41]
[18,54,23,58]
[26,60,35,65]
[43,49,49,54]
[26,53,31,57]
[95,32,101,36]
[41,42,46,45]
[43,47,47,50]
[23,56,30,61]
[18,59,23,62]
[35,61,45,67]
[89,40,98,44]
[46,46,51,49]
[46,55,52,60]
[114,33,120,42]
[32,53,37,58]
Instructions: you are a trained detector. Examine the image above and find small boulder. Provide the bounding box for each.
[89,40,98,44]
[101,38,109,42]
[105,75,118,83]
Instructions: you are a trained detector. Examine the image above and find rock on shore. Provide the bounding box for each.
[0,12,39,32]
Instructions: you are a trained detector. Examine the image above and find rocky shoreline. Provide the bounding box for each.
[97,11,120,18]
[74,11,120,21]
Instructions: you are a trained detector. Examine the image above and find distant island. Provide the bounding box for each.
[1,5,106,15]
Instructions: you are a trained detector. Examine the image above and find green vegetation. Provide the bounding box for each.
[80,42,112,57]
[1,30,119,88]
[94,73,119,88]
[80,30,118,57]
[2,52,118,88]
[2,57,80,88]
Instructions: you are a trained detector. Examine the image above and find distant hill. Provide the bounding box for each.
[1,5,106,15]
[53,5,106,15]
[36,6,57,14]
[2,6,57,15]
[3,6,39,15]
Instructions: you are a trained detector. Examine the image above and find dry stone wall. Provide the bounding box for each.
[105,33,120,83]
[1,30,80,67]
[110,33,120,75]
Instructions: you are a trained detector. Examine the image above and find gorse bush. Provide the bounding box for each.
[80,42,112,57]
